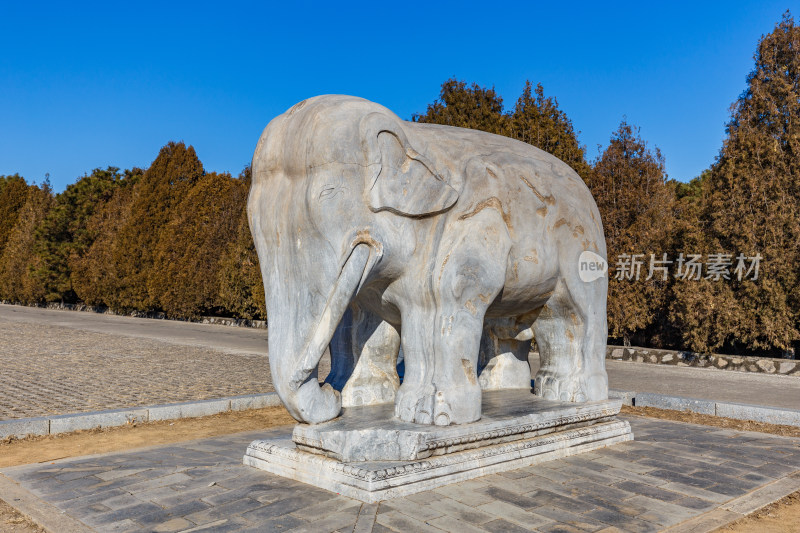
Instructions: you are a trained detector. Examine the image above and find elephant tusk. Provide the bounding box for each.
[288,243,375,391]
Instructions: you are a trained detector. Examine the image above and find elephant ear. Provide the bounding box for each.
[360,112,459,217]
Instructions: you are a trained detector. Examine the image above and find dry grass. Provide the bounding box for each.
[620,404,800,437]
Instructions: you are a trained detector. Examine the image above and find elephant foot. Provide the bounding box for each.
[342,372,399,407]
[395,380,481,426]
[533,368,607,402]
[432,381,482,426]
[395,381,435,424]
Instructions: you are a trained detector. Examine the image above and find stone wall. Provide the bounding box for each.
[607,346,799,376]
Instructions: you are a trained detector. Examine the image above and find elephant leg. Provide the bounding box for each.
[396,209,511,425]
[340,304,401,407]
[478,318,534,390]
[532,273,608,402]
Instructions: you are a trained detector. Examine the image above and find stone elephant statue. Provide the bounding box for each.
[248,95,609,426]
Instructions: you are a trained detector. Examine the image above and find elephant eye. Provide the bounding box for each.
[319,186,342,201]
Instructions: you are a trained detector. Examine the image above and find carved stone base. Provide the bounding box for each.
[293,390,624,461]
[244,419,632,502]
[243,391,633,502]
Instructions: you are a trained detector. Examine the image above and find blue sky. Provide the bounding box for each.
[1,1,795,191]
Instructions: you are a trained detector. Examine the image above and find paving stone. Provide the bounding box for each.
[284,507,361,533]
[591,467,669,487]
[721,475,800,515]
[130,508,173,528]
[536,523,589,533]
[660,482,732,504]
[434,483,495,507]
[612,480,685,503]
[161,499,212,518]
[635,457,700,475]
[519,466,576,484]
[239,495,317,522]
[481,518,535,532]
[592,455,655,474]
[554,464,625,485]
[183,497,263,525]
[433,496,495,524]
[151,517,194,532]
[563,480,634,503]
[238,514,306,532]
[740,461,798,478]
[427,514,491,533]
[528,505,609,531]
[626,495,698,527]
[124,472,193,493]
[289,495,361,521]
[482,486,541,509]
[672,496,717,511]
[583,507,661,533]
[380,497,446,521]
[95,468,150,482]
[353,503,378,533]
[82,502,165,526]
[476,500,553,529]
[376,510,442,532]
[101,518,141,532]
[659,508,740,533]
[405,491,446,504]
[645,469,717,489]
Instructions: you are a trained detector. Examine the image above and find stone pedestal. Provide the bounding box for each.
[244,390,633,502]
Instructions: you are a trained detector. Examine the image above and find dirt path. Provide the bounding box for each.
[717,491,800,532]
[0,499,45,533]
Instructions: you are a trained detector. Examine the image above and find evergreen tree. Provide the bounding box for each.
[0,174,31,256]
[113,142,204,311]
[218,166,266,320]
[34,167,123,302]
[70,169,142,307]
[510,81,591,178]
[415,79,592,178]
[673,12,800,354]
[586,120,675,346]
[413,78,509,135]
[0,183,55,303]
[148,171,243,318]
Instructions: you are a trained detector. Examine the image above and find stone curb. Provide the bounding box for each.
[0,392,282,440]
[610,389,800,427]
[0,301,267,329]
[606,345,799,376]
[0,473,94,533]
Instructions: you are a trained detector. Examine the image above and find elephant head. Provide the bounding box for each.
[248,95,460,424]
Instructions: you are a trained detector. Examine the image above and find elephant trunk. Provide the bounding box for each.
[269,243,376,424]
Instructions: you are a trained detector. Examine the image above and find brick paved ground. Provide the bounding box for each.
[3,416,800,532]
[3,303,797,424]
[0,320,331,420]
